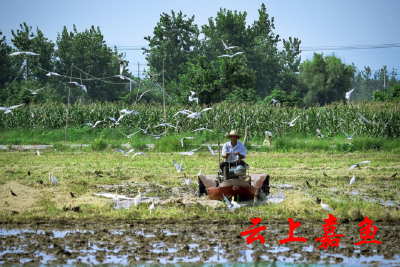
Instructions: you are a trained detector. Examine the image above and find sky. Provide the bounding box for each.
[1,0,399,78]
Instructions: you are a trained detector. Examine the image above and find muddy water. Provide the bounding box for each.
[1,220,399,266]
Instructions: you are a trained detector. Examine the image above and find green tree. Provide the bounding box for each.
[11,22,55,83]
[0,29,18,88]
[55,25,130,102]
[143,10,200,82]
[299,53,355,106]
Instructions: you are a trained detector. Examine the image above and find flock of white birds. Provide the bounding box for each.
[4,42,377,212]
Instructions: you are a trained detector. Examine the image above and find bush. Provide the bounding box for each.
[91,138,108,151]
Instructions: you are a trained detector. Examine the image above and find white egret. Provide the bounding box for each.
[85,121,103,128]
[180,137,195,147]
[69,81,87,93]
[183,174,192,187]
[107,114,126,125]
[9,51,39,56]
[116,55,126,75]
[198,166,203,176]
[341,130,355,140]
[356,111,376,124]
[49,173,58,185]
[316,129,324,138]
[223,194,239,210]
[350,173,356,186]
[192,127,213,132]
[348,161,371,171]
[118,148,136,156]
[221,39,238,51]
[120,108,139,115]
[345,88,354,101]
[149,198,155,214]
[231,196,241,208]
[114,75,136,83]
[153,123,176,128]
[218,52,244,58]
[283,116,300,127]
[36,149,40,156]
[120,131,140,138]
[46,72,61,77]
[173,160,183,173]
[131,152,148,159]
[134,189,142,207]
[0,104,24,114]
[179,146,202,156]
[320,199,334,212]
[207,142,215,156]
[189,91,199,104]
[28,87,44,95]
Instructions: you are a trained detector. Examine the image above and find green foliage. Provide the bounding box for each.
[262,86,301,107]
[373,84,400,102]
[0,29,18,86]
[91,138,108,151]
[143,10,200,82]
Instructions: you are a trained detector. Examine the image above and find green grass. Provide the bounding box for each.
[0,144,399,223]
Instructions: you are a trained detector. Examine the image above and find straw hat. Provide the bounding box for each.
[225,130,242,139]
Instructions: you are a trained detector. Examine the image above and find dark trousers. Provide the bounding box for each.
[219,160,247,173]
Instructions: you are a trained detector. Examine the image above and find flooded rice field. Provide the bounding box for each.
[1,219,399,266]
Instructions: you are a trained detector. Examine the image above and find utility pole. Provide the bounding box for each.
[65,64,73,143]
[163,59,166,132]
[25,56,29,81]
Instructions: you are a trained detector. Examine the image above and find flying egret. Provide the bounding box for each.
[179,146,202,156]
[107,114,126,125]
[183,174,192,187]
[28,87,44,95]
[85,121,103,128]
[173,110,192,117]
[218,52,244,58]
[356,111,376,124]
[149,133,165,139]
[116,55,126,75]
[192,127,213,132]
[114,75,136,83]
[149,198,155,214]
[207,143,215,156]
[68,81,87,93]
[283,116,300,127]
[316,129,324,138]
[0,104,24,114]
[46,72,61,77]
[131,152,148,159]
[189,91,199,104]
[49,173,58,185]
[9,51,39,56]
[348,161,371,171]
[173,160,183,173]
[134,189,142,207]
[120,108,139,115]
[320,199,334,212]
[350,173,356,186]
[153,123,176,128]
[221,39,238,51]
[341,130,355,140]
[345,88,354,101]
[180,137,194,147]
[120,131,140,139]
[271,98,280,106]
[118,148,136,156]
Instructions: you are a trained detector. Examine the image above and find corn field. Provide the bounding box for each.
[0,102,399,138]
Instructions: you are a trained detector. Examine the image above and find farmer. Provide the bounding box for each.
[220,130,248,175]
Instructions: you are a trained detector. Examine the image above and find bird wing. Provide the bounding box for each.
[207,143,215,155]
[348,164,358,170]
[180,138,185,147]
[119,64,124,75]
[221,39,228,49]
[117,149,126,155]
[229,46,238,49]
[290,116,300,124]
[117,114,126,122]
[357,161,371,164]
[0,107,7,110]
[233,52,244,56]
[218,55,230,58]
[140,152,148,157]
[80,85,87,93]
[316,129,321,135]
[8,104,24,110]
[341,130,350,137]
[356,111,368,122]
[127,148,136,154]
[94,121,103,126]
[190,91,196,97]
[108,117,117,123]
[86,123,94,127]
[69,81,79,86]
[201,108,213,113]
[9,52,23,56]
[173,160,180,169]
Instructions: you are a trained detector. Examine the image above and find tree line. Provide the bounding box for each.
[0,4,399,107]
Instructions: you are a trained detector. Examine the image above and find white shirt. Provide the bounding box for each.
[222,141,246,162]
